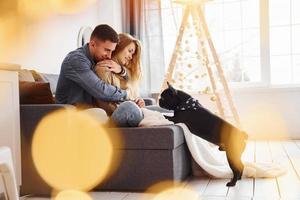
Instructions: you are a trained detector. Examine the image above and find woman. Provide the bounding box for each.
[93,33,145,126]
[96,33,142,100]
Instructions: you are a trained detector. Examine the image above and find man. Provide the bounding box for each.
[56,24,143,126]
[56,24,128,105]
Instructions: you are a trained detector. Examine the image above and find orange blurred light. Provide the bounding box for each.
[146,181,200,200]
[32,108,117,191]
[0,14,26,60]
[242,103,289,140]
[54,190,92,200]
[49,0,97,14]
[18,0,52,19]
[0,0,97,60]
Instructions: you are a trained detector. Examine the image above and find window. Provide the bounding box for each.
[269,0,300,84]
[205,0,260,84]
[158,0,300,91]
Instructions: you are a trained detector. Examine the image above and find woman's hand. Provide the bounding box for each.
[134,98,145,108]
[96,60,122,74]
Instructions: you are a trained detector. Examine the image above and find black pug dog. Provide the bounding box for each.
[159,82,248,187]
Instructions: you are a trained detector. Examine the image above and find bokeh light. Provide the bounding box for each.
[146,181,199,200]
[32,108,118,191]
[54,190,92,200]
[0,15,25,60]
[0,0,97,60]
[49,0,97,14]
[17,0,52,19]
[242,103,289,140]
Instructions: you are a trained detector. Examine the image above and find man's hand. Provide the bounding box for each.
[134,98,145,108]
[96,60,122,74]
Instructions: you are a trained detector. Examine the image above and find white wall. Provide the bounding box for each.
[195,88,300,139]
[234,88,300,139]
[4,0,122,74]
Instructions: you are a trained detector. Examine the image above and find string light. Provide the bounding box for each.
[168,5,216,98]
[201,73,207,78]
[204,87,210,94]
[186,23,191,29]
[210,95,217,101]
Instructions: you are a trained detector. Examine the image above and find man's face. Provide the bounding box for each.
[90,39,117,62]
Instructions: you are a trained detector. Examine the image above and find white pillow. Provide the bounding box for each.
[18,69,35,82]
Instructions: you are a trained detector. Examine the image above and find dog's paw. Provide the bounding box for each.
[226,179,237,187]
[227,172,242,187]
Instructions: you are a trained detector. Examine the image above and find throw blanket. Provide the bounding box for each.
[139,108,286,178]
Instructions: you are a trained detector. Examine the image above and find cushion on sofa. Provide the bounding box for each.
[20,69,59,95]
[19,81,55,104]
[39,73,59,95]
[18,69,35,82]
[30,70,45,82]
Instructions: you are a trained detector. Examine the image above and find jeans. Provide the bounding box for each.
[111,101,144,127]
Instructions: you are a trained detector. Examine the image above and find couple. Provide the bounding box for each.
[55,24,145,127]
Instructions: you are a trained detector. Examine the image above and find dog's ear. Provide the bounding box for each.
[167,82,177,95]
[167,81,171,87]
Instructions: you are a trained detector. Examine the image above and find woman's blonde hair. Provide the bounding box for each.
[95,33,142,100]
[112,33,142,82]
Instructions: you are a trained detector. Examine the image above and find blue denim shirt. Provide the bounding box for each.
[55,44,127,105]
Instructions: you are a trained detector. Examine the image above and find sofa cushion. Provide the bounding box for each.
[111,125,185,150]
[19,81,55,104]
[18,69,35,82]
[30,70,45,82]
[40,73,59,95]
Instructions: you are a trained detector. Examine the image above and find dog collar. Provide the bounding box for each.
[175,97,202,111]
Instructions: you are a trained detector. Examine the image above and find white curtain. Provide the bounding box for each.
[121,0,166,97]
[140,0,165,96]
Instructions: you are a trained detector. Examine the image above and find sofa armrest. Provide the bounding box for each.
[143,97,156,106]
[20,104,74,138]
[20,104,75,195]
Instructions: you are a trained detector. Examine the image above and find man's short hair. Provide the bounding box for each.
[90,24,119,43]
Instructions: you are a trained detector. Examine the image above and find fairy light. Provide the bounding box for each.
[210,95,217,101]
[167,0,216,94]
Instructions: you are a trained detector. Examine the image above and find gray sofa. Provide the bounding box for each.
[19,74,192,196]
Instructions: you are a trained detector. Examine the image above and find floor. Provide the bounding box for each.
[23,140,300,200]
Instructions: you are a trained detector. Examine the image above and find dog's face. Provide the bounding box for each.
[159,82,191,110]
